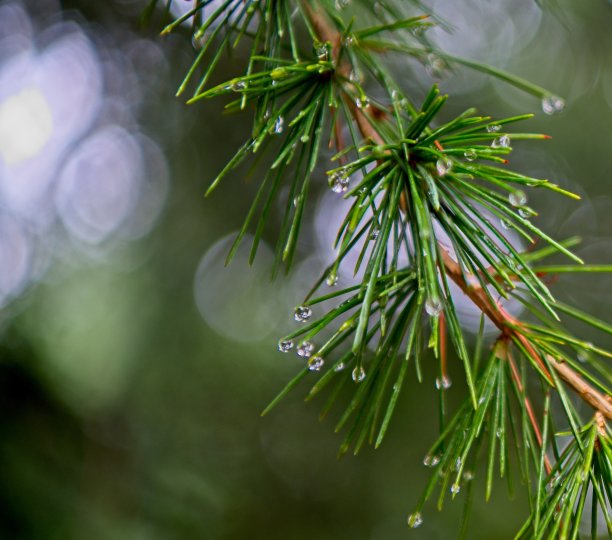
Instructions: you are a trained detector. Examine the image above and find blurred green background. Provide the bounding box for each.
[0,1,610,538]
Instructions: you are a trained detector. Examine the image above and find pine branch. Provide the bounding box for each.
[162,0,612,535]
[300,0,610,421]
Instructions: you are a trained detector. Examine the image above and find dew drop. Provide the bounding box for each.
[329,171,350,193]
[436,157,453,176]
[486,124,501,133]
[343,35,355,47]
[463,470,474,481]
[407,512,423,529]
[278,339,294,353]
[423,454,440,467]
[369,228,380,240]
[334,362,346,372]
[435,375,452,390]
[426,53,447,78]
[454,457,462,471]
[464,149,477,161]
[230,80,246,91]
[577,350,588,363]
[294,306,312,322]
[541,95,565,115]
[349,69,362,83]
[326,272,338,287]
[352,366,366,383]
[425,297,443,317]
[273,116,284,134]
[500,218,511,230]
[496,428,504,439]
[491,135,510,149]
[450,483,461,495]
[518,208,531,219]
[335,0,350,9]
[307,355,324,371]
[509,190,527,207]
[315,42,329,61]
[356,96,370,109]
[297,341,315,358]
[300,133,310,143]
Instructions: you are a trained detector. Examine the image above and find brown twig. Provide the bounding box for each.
[506,347,552,473]
[300,1,612,420]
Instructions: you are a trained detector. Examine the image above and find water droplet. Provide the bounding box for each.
[486,124,501,133]
[450,482,461,495]
[491,135,510,149]
[426,53,447,78]
[435,376,452,390]
[300,133,310,143]
[546,472,560,492]
[500,218,511,230]
[509,190,527,207]
[329,171,350,193]
[369,228,380,240]
[230,80,246,91]
[541,95,565,115]
[356,96,370,109]
[436,157,453,176]
[273,116,284,134]
[454,457,462,471]
[464,149,477,161]
[334,362,345,372]
[425,297,443,317]
[352,366,366,383]
[478,396,485,405]
[297,341,315,358]
[315,42,329,61]
[278,339,294,353]
[326,272,338,286]
[463,470,474,481]
[349,68,362,83]
[411,25,425,37]
[407,512,423,528]
[496,428,504,439]
[343,34,355,47]
[518,208,531,218]
[577,350,588,363]
[294,306,312,322]
[307,356,324,371]
[423,454,440,467]
[335,0,350,8]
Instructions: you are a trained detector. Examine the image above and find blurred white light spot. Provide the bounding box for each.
[0,1,171,311]
[194,234,287,343]
[0,88,52,165]
[0,215,30,306]
[56,125,142,244]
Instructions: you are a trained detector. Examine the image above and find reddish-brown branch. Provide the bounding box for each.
[506,349,552,473]
[301,1,612,421]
